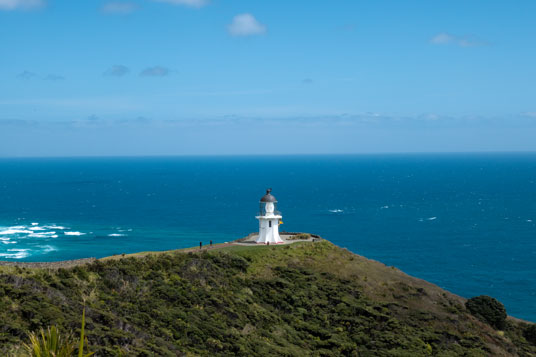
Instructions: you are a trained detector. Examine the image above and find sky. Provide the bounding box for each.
[1,0,536,156]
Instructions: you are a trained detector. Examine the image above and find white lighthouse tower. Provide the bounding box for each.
[256,188,284,244]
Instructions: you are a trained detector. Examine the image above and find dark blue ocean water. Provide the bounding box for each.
[0,154,535,321]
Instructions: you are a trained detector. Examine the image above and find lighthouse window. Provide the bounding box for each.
[269,221,272,227]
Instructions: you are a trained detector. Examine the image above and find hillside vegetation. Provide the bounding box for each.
[1,240,535,356]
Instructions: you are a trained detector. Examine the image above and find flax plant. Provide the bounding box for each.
[22,306,93,357]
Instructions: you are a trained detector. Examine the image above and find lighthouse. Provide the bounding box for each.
[256,188,284,244]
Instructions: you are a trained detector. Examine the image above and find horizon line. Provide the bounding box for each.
[1,150,536,160]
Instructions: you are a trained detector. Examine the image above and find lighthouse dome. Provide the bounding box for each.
[260,188,277,202]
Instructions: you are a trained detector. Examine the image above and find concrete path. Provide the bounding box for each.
[233,233,316,246]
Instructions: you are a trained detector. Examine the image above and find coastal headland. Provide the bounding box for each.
[0,232,320,269]
[1,234,535,356]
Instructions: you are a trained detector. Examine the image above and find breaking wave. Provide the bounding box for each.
[0,229,33,235]
[328,209,344,213]
[0,249,30,259]
[0,222,83,260]
[45,225,67,230]
[0,222,133,260]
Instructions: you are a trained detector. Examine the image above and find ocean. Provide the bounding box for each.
[0,154,535,322]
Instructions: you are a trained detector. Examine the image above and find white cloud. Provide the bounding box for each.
[227,13,266,37]
[17,70,37,79]
[430,32,454,45]
[140,66,170,77]
[151,0,208,8]
[430,32,487,47]
[44,74,65,81]
[17,71,65,80]
[457,38,486,48]
[0,0,43,10]
[104,65,130,77]
[101,1,137,14]
[521,112,536,118]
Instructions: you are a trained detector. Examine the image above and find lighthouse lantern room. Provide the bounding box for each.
[256,188,284,244]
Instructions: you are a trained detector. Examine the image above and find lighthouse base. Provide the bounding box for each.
[255,216,284,244]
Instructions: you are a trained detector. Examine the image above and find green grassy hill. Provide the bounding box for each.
[1,240,535,356]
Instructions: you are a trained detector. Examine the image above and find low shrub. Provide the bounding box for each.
[288,233,311,240]
[465,295,507,330]
[524,324,536,345]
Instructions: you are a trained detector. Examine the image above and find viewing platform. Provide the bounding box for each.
[234,232,322,246]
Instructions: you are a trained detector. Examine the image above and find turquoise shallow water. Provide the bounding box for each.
[0,154,535,321]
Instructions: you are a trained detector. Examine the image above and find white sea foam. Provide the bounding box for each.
[380,205,389,209]
[31,222,39,226]
[37,245,57,253]
[419,217,438,222]
[29,232,58,238]
[45,225,67,230]
[64,231,85,236]
[0,248,30,259]
[29,233,47,238]
[0,229,33,235]
[0,252,27,259]
[108,233,125,237]
[29,226,46,231]
[328,209,344,213]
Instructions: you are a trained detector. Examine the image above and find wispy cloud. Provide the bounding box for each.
[0,0,44,10]
[115,116,152,125]
[0,119,39,127]
[17,71,65,81]
[151,0,208,8]
[340,24,356,32]
[104,65,130,77]
[0,96,143,111]
[16,70,38,79]
[172,88,273,97]
[4,113,536,132]
[521,112,536,118]
[101,1,137,14]
[44,74,65,81]
[228,13,266,37]
[430,33,453,45]
[140,66,170,77]
[301,78,313,85]
[430,32,487,47]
